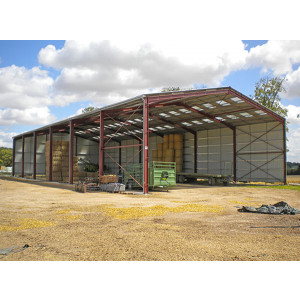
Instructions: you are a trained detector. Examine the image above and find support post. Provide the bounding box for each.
[143,96,149,194]
[21,136,25,178]
[99,111,104,176]
[12,138,15,176]
[33,132,37,180]
[49,127,53,181]
[118,141,122,174]
[233,127,237,182]
[69,120,74,184]
[283,120,287,185]
[194,132,197,173]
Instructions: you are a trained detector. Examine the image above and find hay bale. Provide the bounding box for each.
[163,135,169,144]
[157,143,163,151]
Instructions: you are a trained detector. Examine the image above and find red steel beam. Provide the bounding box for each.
[12,138,16,176]
[21,136,24,178]
[194,133,197,173]
[33,132,37,180]
[143,96,149,194]
[49,127,53,182]
[99,111,104,176]
[103,143,143,150]
[233,128,237,182]
[69,120,74,184]
[283,121,287,185]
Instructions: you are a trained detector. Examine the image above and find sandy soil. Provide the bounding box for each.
[0,178,299,261]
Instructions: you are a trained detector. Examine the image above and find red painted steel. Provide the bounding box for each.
[12,138,15,176]
[233,128,237,182]
[194,133,197,173]
[99,111,104,176]
[143,96,149,194]
[33,132,37,180]
[103,143,143,150]
[283,121,287,185]
[49,127,53,182]
[21,136,24,178]
[69,120,74,184]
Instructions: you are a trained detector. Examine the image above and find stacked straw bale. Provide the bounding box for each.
[45,140,79,183]
[151,133,183,172]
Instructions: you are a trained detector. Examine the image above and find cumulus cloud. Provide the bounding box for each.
[38,40,249,105]
[285,66,300,99]
[247,40,300,75]
[287,127,300,162]
[0,131,17,148]
[0,65,54,109]
[285,104,300,125]
[0,107,56,126]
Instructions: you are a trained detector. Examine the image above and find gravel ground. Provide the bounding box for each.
[0,178,299,261]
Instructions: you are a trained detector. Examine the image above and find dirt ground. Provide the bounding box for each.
[0,178,299,261]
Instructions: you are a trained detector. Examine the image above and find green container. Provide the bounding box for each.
[123,161,176,190]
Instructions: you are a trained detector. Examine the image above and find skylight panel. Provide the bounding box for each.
[203,103,216,109]
[181,122,192,126]
[255,110,267,115]
[159,113,171,117]
[240,112,253,118]
[191,120,203,125]
[164,125,174,129]
[127,120,136,124]
[215,117,226,121]
[169,111,181,116]
[156,126,166,130]
[216,100,230,106]
[226,115,239,120]
[230,97,244,103]
[202,118,214,123]
[149,127,158,131]
[179,108,192,114]
[192,106,203,111]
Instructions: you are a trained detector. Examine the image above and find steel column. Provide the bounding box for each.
[143,96,149,194]
[33,132,37,180]
[194,133,197,173]
[49,127,53,182]
[21,136,25,178]
[69,120,74,184]
[118,141,122,174]
[12,138,15,176]
[283,120,287,185]
[99,111,104,176]
[233,127,237,182]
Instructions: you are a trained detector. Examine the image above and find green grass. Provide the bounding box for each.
[238,185,300,191]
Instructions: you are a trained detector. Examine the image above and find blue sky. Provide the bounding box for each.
[0,40,300,162]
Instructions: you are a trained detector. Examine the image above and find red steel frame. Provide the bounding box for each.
[143,96,149,194]
[69,120,75,184]
[21,136,25,178]
[12,138,16,176]
[12,87,287,187]
[49,127,53,182]
[33,132,37,180]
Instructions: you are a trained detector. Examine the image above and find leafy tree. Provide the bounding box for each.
[82,106,96,113]
[250,76,288,117]
[161,87,181,92]
[0,147,13,167]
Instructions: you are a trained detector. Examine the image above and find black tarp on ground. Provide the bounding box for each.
[238,201,300,215]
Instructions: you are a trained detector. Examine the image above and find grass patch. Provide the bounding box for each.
[101,204,224,220]
[240,185,300,191]
[0,218,55,232]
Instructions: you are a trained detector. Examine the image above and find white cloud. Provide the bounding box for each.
[284,66,300,99]
[0,65,54,109]
[286,104,300,125]
[0,107,56,126]
[38,40,249,106]
[247,40,300,75]
[287,127,300,162]
[0,131,17,148]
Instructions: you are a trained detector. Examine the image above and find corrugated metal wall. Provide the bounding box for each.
[236,122,284,182]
